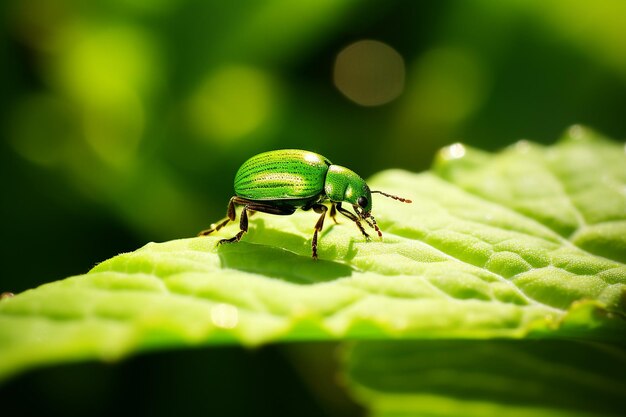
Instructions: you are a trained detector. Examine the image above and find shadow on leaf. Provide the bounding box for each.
[217,242,353,284]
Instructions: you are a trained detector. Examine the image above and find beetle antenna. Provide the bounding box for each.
[371,190,412,203]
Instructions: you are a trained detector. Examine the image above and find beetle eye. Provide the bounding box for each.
[357,196,368,208]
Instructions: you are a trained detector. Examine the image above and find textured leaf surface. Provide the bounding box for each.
[0,127,624,381]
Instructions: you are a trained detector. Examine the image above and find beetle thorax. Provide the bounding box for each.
[324,165,369,207]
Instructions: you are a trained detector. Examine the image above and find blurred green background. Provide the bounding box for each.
[2,1,625,416]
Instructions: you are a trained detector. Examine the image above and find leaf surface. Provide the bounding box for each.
[1,126,624,381]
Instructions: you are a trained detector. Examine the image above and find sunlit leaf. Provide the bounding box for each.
[0,127,624,382]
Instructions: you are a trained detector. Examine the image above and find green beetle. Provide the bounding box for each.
[199,149,411,259]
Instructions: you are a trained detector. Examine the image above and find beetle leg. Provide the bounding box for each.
[353,204,382,239]
[335,203,370,241]
[368,215,382,239]
[329,203,339,224]
[218,202,296,246]
[219,205,249,244]
[311,204,328,260]
[198,196,238,236]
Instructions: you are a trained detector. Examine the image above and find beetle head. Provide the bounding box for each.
[325,165,412,238]
[325,165,373,212]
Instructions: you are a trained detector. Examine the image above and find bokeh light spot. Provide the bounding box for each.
[210,303,239,329]
[44,23,160,168]
[333,40,405,106]
[83,91,145,167]
[405,47,487,126]
[188,65,277,144]
[53,23,159,105]
[568,124,585,140]
[442,143,466,160]
[389,46,488,159]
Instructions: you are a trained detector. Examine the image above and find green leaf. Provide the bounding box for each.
[344,340,626,417]
[434,126,626,263]
[0,126,624,382]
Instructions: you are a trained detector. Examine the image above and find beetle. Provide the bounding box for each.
[199,149,411,259]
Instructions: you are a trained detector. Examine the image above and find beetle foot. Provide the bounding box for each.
[218,232,243,245]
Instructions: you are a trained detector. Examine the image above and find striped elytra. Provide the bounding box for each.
[234,150,332,200]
